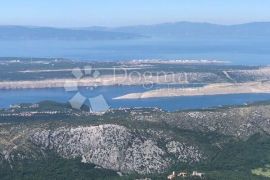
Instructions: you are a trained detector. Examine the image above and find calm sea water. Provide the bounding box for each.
[1,85,270,111]
[1,37,270,65]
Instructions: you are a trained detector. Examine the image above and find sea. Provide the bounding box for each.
[1,86,270,111]
[1,37,270,111]
[0,37,270,65]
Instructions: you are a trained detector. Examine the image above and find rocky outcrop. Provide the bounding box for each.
[29,124,203,174]
[166,141,202,163]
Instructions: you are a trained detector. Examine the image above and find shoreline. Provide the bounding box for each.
[0,73,195,90]
[114,82,270,99]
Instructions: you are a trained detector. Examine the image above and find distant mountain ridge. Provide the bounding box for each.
[0,26,142,40]
[1,22,270,40]
[84,21,270,38]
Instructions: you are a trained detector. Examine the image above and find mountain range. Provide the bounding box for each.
[1,22,270,40]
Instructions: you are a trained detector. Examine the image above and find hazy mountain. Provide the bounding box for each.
[0,26,142,40]
[1,22,270,41]
[85,21,270,38]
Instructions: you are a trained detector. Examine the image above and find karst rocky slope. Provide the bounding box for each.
[1,102,270,177]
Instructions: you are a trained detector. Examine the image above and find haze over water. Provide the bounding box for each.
[1,37,270,65]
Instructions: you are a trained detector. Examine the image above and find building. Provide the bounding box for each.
[192,171,204,178]
[178,172,188,177]
[167,171,176,180]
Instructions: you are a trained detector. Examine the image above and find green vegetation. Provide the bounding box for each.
[1,133,269,179]
[0,153,119,180]
[2,101,270,179]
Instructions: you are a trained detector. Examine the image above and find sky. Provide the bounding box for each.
[1,0,270,27]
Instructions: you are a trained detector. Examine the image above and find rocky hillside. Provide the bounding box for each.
[0,123,203,175]
[131,103,270,139]
[1,101,270,179]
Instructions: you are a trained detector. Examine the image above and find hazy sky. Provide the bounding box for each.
[1,0,270,27]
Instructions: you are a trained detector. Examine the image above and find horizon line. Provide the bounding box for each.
[0,21,270,29]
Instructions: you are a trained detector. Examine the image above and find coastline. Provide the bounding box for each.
[0,73,198,89]
[114,82,270,99]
